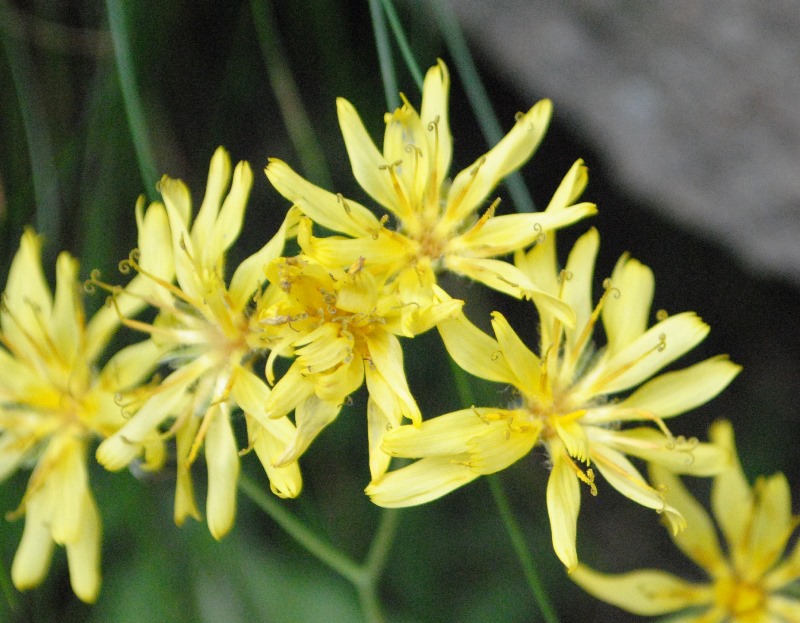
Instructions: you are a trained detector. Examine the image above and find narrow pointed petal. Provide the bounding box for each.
[591,445,685,533]
[547,451,581,571]
[265,364,315,420]
[191,146,231,249]
[97,339,164,393]
[266,158,381,238]
[744,473,794,581]
[767,596,800,622]
[444,99,552,224]
[174,415,202,526]
[366,456,478,507]
[602,255,655,356]
[490,312,540,390]
[51,252,81,360]
[276,394,340,466]
[205,159,252,263]
[618,356,741,419]
[649,464,728,576]
[366,332,420,424]
[382,409,512,457]
[593,427,728,476]
[709,420,753,560]
[451,203,595,258]
[65,493,101,603]
[562,228,600,349]
[229,207,300,310]
[205,405,240,540]
[420,59,452,190]
[545,159,589,213]
[570,565,713,616]
[11,495,54,592]
[246,415,302,498]
[437,314,516,385]
[590,312,710,395]
[337,97,399,214]
[465,417,539,475]
[367,399,393,480]
[444,255,575,326]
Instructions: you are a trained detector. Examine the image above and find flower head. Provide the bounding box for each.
[0,212,167,602]
[95,147,301,539]
[572,420,800,622]
[366,228,740,571]
[265,60,596,324]
[255,218,462,479]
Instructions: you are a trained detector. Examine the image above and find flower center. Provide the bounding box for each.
[715,576,766,617]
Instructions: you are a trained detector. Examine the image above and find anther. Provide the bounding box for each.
[656,309,669,321]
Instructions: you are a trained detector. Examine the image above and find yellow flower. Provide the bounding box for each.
[256,218,462,479]
[572,420,800,622]
[265,60,596,324]
[366,228,740,571]
[95,147,302,540]
[0,212,168,602]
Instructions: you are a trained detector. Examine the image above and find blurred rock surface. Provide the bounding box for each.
[448,0,800,285]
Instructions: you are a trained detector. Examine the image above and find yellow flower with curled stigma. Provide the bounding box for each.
[94,147,302,540]
[572,420,800,622]
[367,228,740,571]
[0,208,168,602]
[255,217,462,479]
[265,60,596,324]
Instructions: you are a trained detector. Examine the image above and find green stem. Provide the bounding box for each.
[104,0,159,198]
[239,474,394,623]
[368,0,400,110]
[429,1,537,213]
[487,474,559,623]
[377,0,423,91]
[250,0,333,188]
[238,474,362,584]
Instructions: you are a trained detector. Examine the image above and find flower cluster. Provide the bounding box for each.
[0,59,761,614]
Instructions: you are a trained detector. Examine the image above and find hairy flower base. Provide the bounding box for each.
[572,420,800,621]
[367,228,740,571]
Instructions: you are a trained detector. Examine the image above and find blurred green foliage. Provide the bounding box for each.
[1,1,798,622]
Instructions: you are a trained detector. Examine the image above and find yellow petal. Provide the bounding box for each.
[382,99,427,216]
[174,414,202,526]
[451,204,596,258]
[602,254,655,356]
[365,332,420,424]
[49,437,89,544]
[591,444,685,532]
[743,472,794,581]
[546,451,581,571]
[97,338,164,394]
[65,492,101,603]
[490,312,540,391]
[265,158,381,238]
[204,159,253,265]
[617,356,741,419]
[246,414,302,499]
[51,251,81,361]
[366,456,478,507]
[265,364,315,420]
[367,399,393,480]
[765,595,800,621]
[11,492,54,591]
[276,394,340,466]
[464,416,538,475]
[649,464,728,576]
[570,564,713,616]
[190,146,231,249]
[593,427,728,476]
[204,404,239,540]
[382,408,511,457]
[444,255,575,326]
[336,97,398,215]
[444,99,552,225]
[313,355,364,404]
[590,312,710,395]
[561,227,600,353]
[545,159,589,213]
[437,313,516,385]
[419,59,452,193]
[228,206,300,309]
[709,420,753,562]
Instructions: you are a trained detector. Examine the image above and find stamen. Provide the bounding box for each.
[564,454,598,496]
[459,197,500,240]
[444,156,486,222]
[569,278,618,365]
[378,160,413,218]
[590,333,668,393]
[656,309,669,321]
